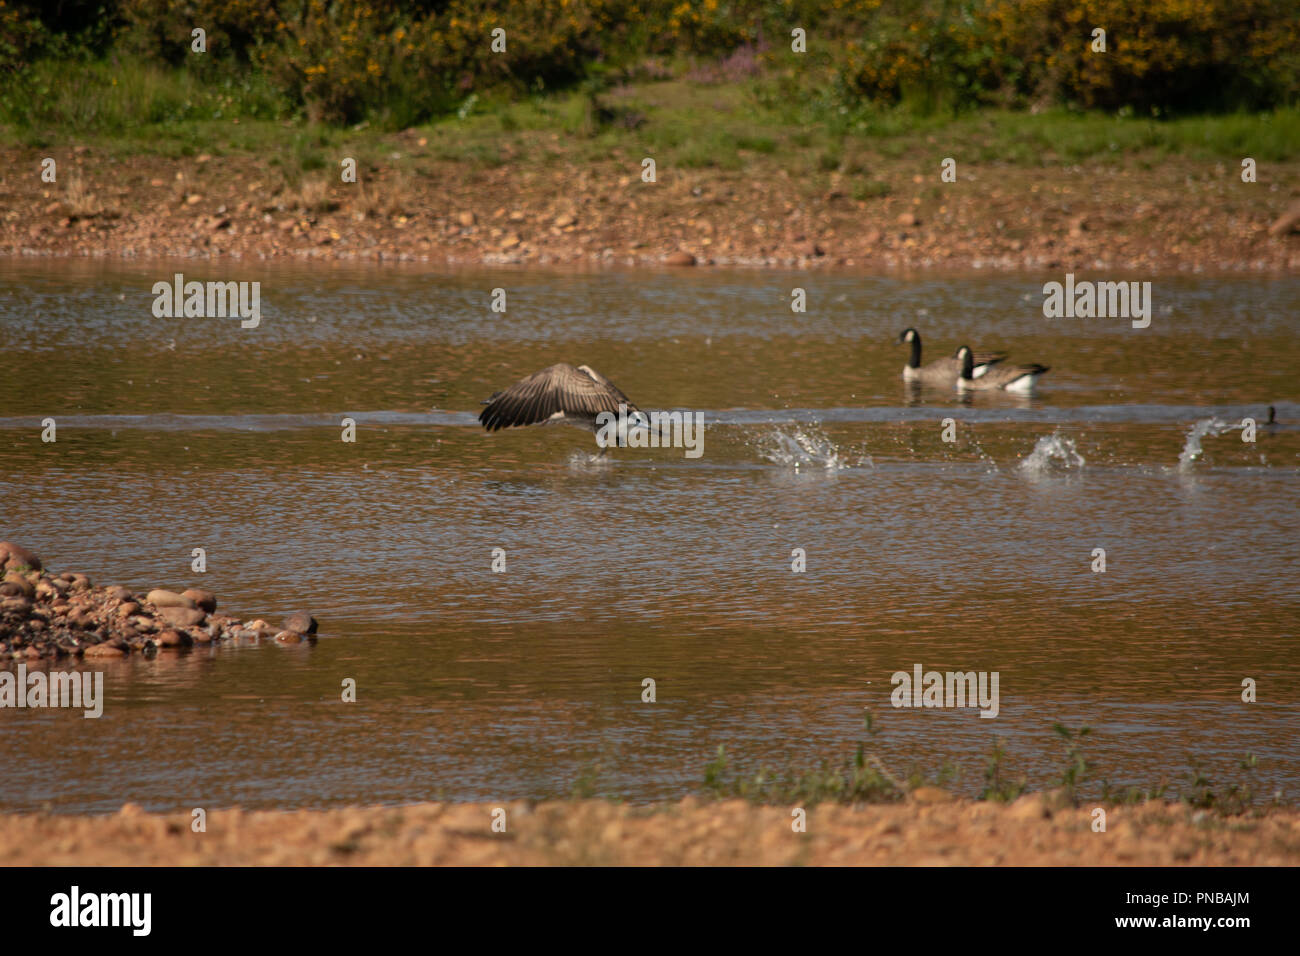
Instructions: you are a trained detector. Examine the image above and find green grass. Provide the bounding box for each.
[696,718,1270,812]
[4,59,1298,175]
[1,57,290,138]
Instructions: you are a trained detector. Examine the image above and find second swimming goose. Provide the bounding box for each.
[954,345,1049,393]
[898,327,1007,385]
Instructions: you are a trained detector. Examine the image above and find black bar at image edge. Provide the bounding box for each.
[2,866,1281,940]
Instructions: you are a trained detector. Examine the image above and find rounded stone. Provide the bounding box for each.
[282,612,318,635]
[67,607,96,628]
[2,573,34,598]
[158,606,206,628]
[155,629,193,649]
[0,542,42,572]
[1,597,32,615]
[181,588,217,613]
[84,643,127,659]
[146,589,197,609]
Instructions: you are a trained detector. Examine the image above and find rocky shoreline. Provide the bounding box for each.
[0,542,317,664]
[4,143,1298,274]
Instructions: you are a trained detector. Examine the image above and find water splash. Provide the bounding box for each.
[566,450,613,469]
[1177,417,1247,470]
[758,426,867,471]
[1018,433,1085,476]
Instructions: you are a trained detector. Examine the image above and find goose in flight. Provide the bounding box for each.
[898,327,1007,385]
[954,345,1049,393]
[478,363,650,449]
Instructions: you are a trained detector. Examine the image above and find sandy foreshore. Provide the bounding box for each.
[4,141,1298,273]
[4,795,1297,866]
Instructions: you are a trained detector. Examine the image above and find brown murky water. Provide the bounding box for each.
[1,260,1297,812]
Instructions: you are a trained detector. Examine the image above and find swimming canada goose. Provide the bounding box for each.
[478,363,650,450]
[898,328,1007,385]
[954,345,1049,393]
[1257,405,1283,434]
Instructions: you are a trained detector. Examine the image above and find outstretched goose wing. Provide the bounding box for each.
[478,363,638,431]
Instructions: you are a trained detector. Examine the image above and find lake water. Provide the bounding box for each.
[1,260,1297,812]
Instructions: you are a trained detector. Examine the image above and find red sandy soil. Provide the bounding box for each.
[3,794,1297,865]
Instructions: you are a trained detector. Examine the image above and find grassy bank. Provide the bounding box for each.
[8,60,1300,168]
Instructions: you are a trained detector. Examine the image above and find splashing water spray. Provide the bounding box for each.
[1018,432,1086,476]
[1177,417,1248,471]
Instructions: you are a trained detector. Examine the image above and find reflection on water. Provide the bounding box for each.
[0,261,1297,812]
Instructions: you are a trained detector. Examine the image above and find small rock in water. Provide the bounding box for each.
[182,588,217,613]
[146,589,197,609]
[273,630,302,644]
[0,541,42,571]
[158,606,206,628]
[83,643,127,659]
[282,612,318,635]
[155,629,193,649]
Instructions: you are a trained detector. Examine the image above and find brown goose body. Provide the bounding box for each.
[954,345,1049,393]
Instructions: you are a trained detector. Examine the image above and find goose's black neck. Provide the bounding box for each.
[906,331,922,369]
